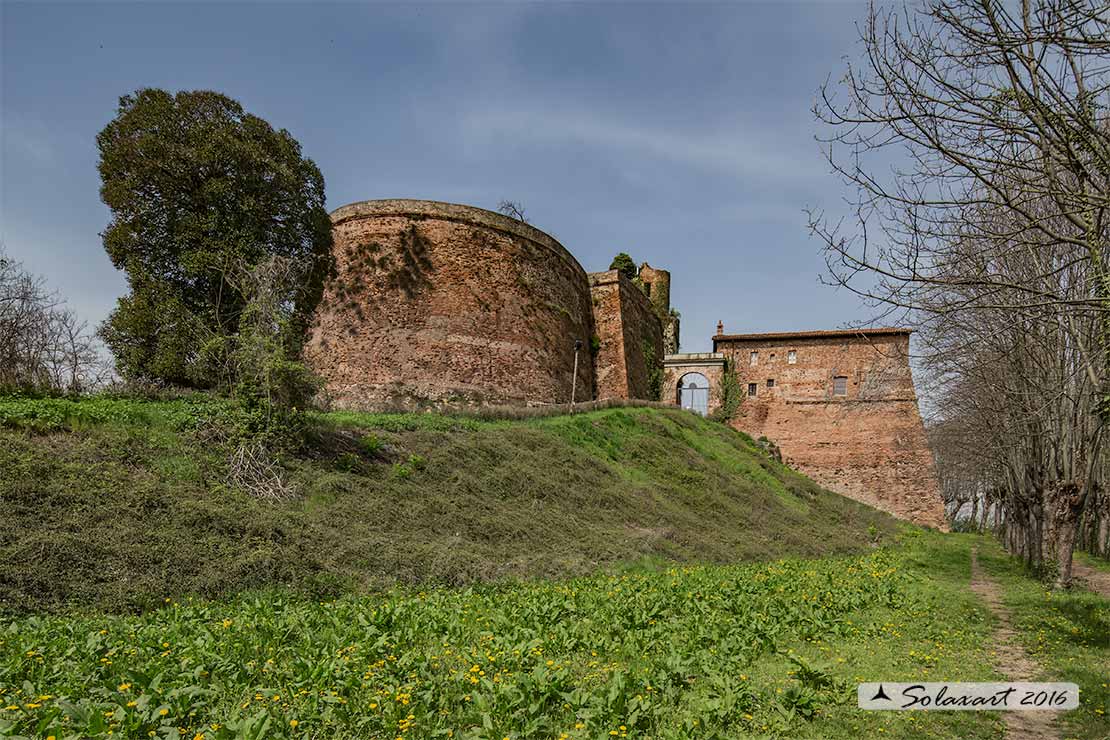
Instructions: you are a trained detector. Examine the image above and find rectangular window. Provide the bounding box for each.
[833,376,848,396]
[767,378,775,388]
[747,382,757,397]
[787,350,797,364]
[750,351,758,366]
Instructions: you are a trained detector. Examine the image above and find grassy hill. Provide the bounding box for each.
[0,396,895,613]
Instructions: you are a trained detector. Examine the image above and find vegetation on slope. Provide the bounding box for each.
[0,396,893,613]
[0,533,974,740]
[10,532,1105,740]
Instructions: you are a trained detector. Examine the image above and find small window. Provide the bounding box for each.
[747,382,758,397]
[770,353,776,360]
[787,350,797,364]
[833,376,848,396]
[767,378,775,388]
[749,351,758,366]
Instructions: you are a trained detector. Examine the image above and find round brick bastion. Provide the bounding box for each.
[305,199,597,410]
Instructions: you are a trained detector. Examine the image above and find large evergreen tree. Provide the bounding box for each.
[97,89,333,386]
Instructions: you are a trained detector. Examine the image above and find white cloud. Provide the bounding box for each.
[459,104,819,185]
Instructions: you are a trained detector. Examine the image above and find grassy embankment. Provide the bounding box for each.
[13,532,1106,739]
[3,396,1105,739]
[1,529,1016,740]
[1,395,893,613]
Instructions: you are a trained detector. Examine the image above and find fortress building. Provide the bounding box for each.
[663,328,947,528]
[305,199,665,409]
[307,198,946,528]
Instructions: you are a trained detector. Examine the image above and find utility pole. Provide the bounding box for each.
[571,339,582,405]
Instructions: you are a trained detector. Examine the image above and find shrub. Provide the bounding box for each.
[608,252,638,281]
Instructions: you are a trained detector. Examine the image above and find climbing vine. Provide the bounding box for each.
[710,358,742,423]
[641,339,664,402]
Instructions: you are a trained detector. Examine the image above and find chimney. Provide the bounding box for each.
[716,320,724,336]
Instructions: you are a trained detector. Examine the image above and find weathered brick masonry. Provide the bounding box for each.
[588,270,664,401]
[306,200,666,409]
[306,200,597,409]
[712,328,948,528]
[638,263,679,354]
[662,353,726,416]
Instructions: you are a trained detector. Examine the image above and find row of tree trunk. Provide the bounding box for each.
[806,0,1109,587]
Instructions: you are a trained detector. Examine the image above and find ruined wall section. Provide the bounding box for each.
[712,329,947,528]
[306,199,596,410]
[638,263,679,353]
[589,270,664,401]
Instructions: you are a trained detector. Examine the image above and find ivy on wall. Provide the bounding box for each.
[710,358,742,423]
[641,339,664,401]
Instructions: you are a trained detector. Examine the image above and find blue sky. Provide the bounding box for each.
[2,1,876,354]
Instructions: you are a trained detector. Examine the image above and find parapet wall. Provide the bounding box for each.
[589,270,664,401]
[713,329,947,528]
[305,199,596,409]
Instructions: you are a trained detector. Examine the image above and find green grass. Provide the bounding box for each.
[977,538,1110,740]
[3,395,1106,739]
[1075,550,1110,574]
[0,396,894,613]
[0,531,1011,740]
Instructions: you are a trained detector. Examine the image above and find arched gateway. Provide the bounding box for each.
[677,372,709,415]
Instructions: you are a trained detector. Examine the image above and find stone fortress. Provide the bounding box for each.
[305,199,946,528]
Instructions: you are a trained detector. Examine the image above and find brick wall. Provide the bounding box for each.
[305,200,596,409]
[661,354,726,415]
[589,270,664,400]
[713,329,948,528]
[638,263,679,353]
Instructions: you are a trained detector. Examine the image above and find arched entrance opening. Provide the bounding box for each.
[677,372,709,416]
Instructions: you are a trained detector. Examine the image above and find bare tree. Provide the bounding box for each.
[811,1,1109,323]
[809,0,1110,584]
[0,246,107,393]
[497,200,529,223]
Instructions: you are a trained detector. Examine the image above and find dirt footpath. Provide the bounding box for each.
[1071,559,1110,599]
[969,547,1062,740]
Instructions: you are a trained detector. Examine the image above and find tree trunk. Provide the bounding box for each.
[1048,483,1086,589]
[1099,510,1109,558]
[1029,503,1044,570]
[1053,518,1078,589]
